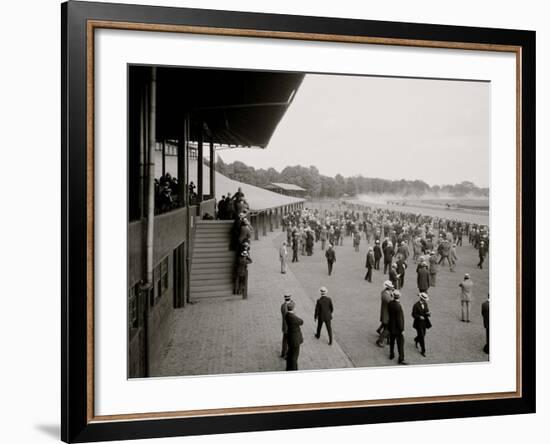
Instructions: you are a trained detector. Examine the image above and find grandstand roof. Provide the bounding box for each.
[266,182,307,192]
[187,159,305,212]
[131,66,304,149]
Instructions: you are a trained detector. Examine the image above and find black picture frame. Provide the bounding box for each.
[61,1,536,442]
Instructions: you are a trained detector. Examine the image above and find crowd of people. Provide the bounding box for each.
[154,173,181,214]
[277,202,490,370]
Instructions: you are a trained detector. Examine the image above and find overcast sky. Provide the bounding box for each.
[219,74,490,188]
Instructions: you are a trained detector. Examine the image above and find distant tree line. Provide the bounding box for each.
[215,157,489,198]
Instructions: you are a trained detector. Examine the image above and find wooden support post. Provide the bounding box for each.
[197,125,203,202]
[269,210,274,232]
[274,208,279,230]
[209,140,215,200]
[177,123,186,206]
[162,140,166,177]
[254,214,259,240]
[262,212,267,236]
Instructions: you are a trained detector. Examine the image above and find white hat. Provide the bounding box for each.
[384,280,394,289]
[319,287,328,295]
[419,292,429,301]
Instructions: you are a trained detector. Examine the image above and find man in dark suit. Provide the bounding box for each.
[325,244,336,276]
[376,280,394,347]
[314,287,334,345]
[280,294,292,358]
[388,290,407,364]
[416,261,431,293]
[383,242,395,274]
[365,247,375,282]
[482,294,489,354]
[285,301,304,371]
[412,292,432,357]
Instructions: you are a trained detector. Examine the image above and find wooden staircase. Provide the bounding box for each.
[190,220,236,300]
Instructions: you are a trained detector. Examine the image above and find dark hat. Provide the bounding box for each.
[284,294,291,301]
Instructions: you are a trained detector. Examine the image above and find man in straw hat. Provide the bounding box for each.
[376,280,394,347]
[314,287,334,345]
[412,292,432,357]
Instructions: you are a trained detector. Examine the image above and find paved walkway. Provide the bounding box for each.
[155,225,489,377]
[154,230,353,377]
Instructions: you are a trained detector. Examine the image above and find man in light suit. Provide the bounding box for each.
[279,241,288,274]
[285,301,304,371]
[314,287,334,345]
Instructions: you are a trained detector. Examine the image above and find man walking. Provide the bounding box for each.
[429,251,438,287]
[376,281,394,347]
[478,241,487,269]
[383,241,394,274]
[416,261,431,293]
[482,294,489,354]
[325,243,336,276]
[396,256,407,289]
[320,225,328,250]
[374,240,382,270]
[279,241,288,274]
[449,243,459,272]
[388,290,407,364]
[389,263,400,290]
[314,287,334,345]
[412,292,431,357]
[280,294,292,358]
[285,301,304,371]
[365,247,375,282]
[459,273,474,322]
[292,233,299,263]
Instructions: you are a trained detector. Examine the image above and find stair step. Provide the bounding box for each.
[192,252,234,258]
[191,268,233,276]
[195,242,230,251]
[194,237,230,243]
[192,257,235,264]
[190,290,239,300]
[190,283,234,293]
[190,280,234,289]
[191,264,234,272]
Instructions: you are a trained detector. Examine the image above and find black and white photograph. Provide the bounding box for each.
[127,65,491,378]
